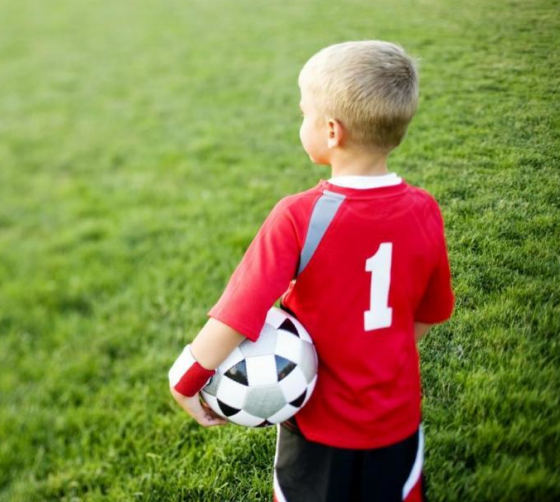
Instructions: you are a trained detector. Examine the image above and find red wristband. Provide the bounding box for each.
[174,361,216,397]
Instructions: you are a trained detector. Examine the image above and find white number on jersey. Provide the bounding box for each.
[364,243,393,331]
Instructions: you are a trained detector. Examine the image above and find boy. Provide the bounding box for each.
[169,40,454,502]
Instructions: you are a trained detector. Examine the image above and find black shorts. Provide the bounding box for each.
[273,417,426,502]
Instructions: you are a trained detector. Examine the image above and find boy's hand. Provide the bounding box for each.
[170,386,229,427]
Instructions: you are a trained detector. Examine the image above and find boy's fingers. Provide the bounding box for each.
[200,399,227,421]
[202,416,228,427]
[196,408,228,427]
[173,390,228,427]
[200,403,229,426]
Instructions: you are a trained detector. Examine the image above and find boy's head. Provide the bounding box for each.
[298,40,419,158]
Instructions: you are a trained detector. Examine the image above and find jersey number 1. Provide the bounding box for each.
[364,242,393,331]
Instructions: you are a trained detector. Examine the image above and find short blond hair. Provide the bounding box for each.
[299,40,419,151]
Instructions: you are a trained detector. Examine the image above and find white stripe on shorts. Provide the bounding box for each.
[402,424,424,500]
[273,424,289,502]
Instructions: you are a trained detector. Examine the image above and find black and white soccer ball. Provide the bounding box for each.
[200,306,318,428]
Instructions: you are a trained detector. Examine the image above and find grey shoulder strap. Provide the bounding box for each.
[297,190,346,277]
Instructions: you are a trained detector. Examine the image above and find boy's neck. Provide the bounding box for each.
[329,147,389,177]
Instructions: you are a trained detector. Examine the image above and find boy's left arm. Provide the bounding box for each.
[414,203,455,327]
[169,318,245,427]
[414,322,433,343]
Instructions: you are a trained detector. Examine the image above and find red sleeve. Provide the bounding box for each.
[207,197,301,342]
[414,204,455,324]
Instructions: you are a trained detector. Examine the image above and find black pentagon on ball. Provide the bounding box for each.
[275,355,297,381]
[278,318,300,337]
[224,360,249,386]
[217,400,241,417]
[290,389,307,408]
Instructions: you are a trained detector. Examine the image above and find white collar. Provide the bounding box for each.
[327,173,402,189]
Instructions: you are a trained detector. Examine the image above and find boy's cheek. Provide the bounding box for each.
[309,146,329,165]
[299,124,308,149]
[300,130,317,160]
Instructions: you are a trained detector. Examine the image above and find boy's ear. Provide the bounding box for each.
[327,118,344,149]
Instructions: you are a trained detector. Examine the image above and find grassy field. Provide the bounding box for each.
[1,0,559,500]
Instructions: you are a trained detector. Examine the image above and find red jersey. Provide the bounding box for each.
[208,176,454,449]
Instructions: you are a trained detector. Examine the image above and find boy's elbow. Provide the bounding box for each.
[414,322,434,343]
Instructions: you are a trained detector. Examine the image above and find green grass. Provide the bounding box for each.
[0,0,559,500]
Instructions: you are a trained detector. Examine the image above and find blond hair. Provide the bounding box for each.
[299,40,419,151]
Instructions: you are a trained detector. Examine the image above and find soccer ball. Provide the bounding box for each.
[200,306,318,427]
